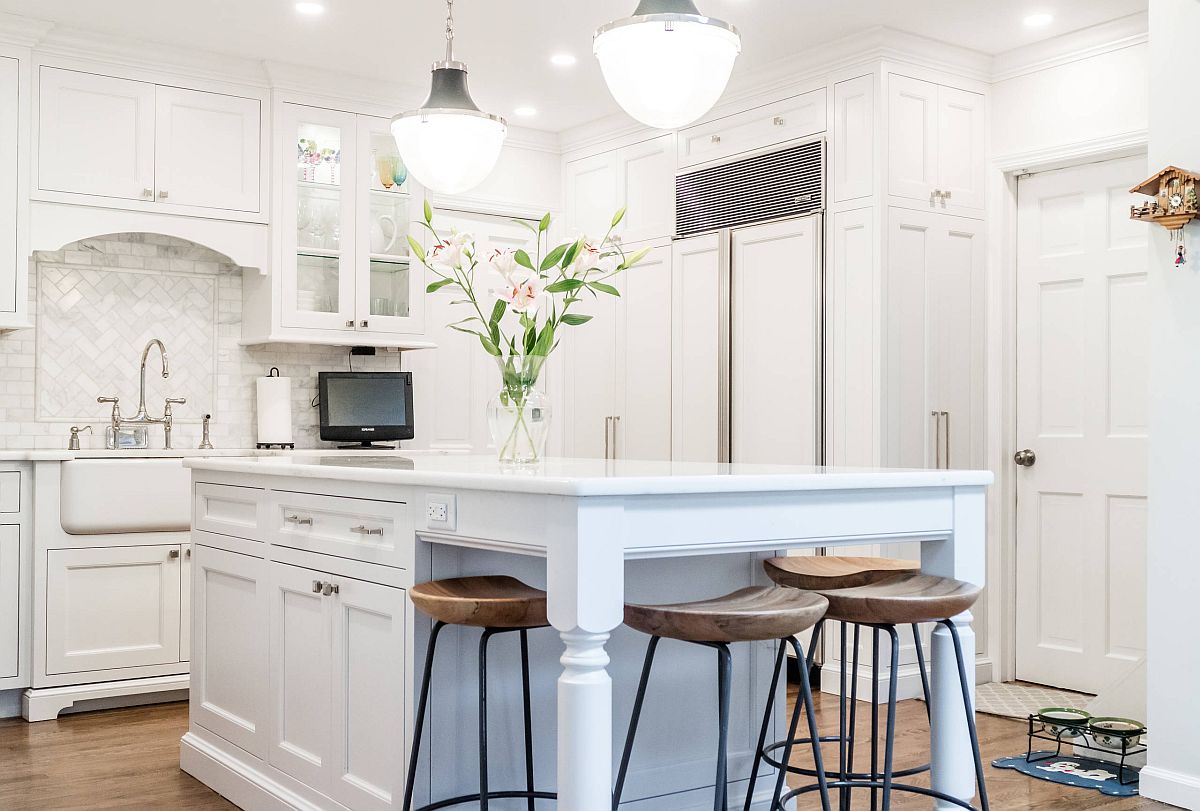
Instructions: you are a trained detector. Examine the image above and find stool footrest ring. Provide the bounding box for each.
[782,780,980,811]
[761,739,930,779]
[415,789,557,811]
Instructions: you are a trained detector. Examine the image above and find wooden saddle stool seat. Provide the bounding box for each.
[764,555,920,591]
[624,585,829,643]
[408,575,548,629]
[807,573,982,625]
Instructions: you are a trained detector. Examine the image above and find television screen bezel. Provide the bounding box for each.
[317,371,415,443]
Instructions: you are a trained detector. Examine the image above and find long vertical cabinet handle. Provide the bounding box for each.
[930,411,943,469]
[941,411,951,469]
[604,416,612,460]
[612,416,621,460]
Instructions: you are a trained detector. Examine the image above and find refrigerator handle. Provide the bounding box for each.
[930,411,942,469]
[717,228,732,464]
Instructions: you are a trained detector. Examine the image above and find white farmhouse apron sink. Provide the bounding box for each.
[59,458,191,534]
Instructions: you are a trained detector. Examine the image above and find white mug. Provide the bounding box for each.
[371,214,397,255]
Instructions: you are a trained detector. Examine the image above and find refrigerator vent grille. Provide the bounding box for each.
[675,140,824,237]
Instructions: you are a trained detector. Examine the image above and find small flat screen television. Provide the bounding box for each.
[318,371,414,448]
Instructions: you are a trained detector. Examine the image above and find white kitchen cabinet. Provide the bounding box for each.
[268,560,407,808]
[670,234,723,464]
[37,67,263,216]
[884,207,986,472]
[677,88,826,168]
[0,52,26,327]
[887,74,985,212]
[191,544,268,758]
[565,239,672,461]
[154,86,260,212]
[247,103,424,347]
[38,67,155,202]
[564,134,675,244]
[45,544,183,674]
[832,75,875,203]
[0,525,19,680]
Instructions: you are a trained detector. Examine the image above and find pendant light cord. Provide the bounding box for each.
[444,0,455,61]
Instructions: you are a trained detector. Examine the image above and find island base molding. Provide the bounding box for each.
[181,726,783,811]
[22,674,189,722]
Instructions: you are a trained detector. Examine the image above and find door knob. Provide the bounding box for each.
[1014,449,1037,467]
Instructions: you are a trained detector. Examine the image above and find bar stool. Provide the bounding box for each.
[762,556,931,801]
[775,573,990,811]
[403,575,557,811]
[612,586,832,811]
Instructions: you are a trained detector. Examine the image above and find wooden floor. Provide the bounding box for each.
[0,696,1169,810]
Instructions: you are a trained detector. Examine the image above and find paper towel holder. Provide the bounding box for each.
[256,367,296,450]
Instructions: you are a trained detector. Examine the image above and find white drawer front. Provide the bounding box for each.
[271,492,412,570]
[0,471,19,513]
[679,89,827,168]
[194,483,266,541]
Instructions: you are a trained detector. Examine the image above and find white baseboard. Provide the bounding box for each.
[23,674,189,722]
[1139,765,1200,810]
[181,732,325,811]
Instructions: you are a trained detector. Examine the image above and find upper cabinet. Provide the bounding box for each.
[242,102,426,347]
[677,88,826,169]
[0,50,27,329]
[36,67,263,219]
[564,133,675,244]
[887,74,984,213]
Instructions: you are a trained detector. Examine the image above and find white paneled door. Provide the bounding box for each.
[1015,156,1149,694]
[731,216,822,466]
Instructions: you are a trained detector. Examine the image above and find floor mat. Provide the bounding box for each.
[975,681,1095,720]
[993,752,1140,797]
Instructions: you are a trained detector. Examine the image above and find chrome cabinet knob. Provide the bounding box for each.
[284,514,313,526]
[345,320,355,328]
[312,580,325,594]
[359,319,369,328]
[158,190,169,199]
[710,134,721,144]
[1014,449,1037,467]
[773,116,786,126]
[142,188,153,199]
[168,548,181,560]
[322,582,339,596]
[350,525,384,536]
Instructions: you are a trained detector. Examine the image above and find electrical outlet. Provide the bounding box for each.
[425,494,456,531]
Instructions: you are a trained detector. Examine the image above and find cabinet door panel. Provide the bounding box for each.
[45,545,181,674]
[269,561,332,789]
[0,57,18,316]
[0,525,18,679]
[832,75,875,203]
[180,544,191,662]
[936,86,986,211]
[329,577,407,811]
[618,241,672,461]
[731,217,821,466]
[38,68,155,200]
[564,288,618,459]
[192,545,268,757]
[617,135,675,243]
[564,151,618,238]
[155,86,260,212]
[887,75,938,204]
[671,234,724,463]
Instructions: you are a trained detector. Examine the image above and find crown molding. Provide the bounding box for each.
[993,129,1148,174]
[0,11,55,48]
[991,12,1148,82]
[560,25,992,154]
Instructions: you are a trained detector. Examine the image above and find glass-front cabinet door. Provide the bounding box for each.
[281,104,357,331]
[354,115,423,334]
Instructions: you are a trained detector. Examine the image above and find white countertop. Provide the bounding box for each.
[184,453,994,496]
[0,448,438,462]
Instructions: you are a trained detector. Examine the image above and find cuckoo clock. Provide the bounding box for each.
[1129,166,1200,240]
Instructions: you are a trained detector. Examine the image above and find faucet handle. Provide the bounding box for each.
[97,396,119,404]
[166,397,187,404]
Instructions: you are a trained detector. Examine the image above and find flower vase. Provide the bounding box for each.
[487,354,551,465]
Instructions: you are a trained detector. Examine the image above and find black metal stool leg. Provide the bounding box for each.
[519,630,536,811]
[943,620,991,811]
[744,639,787,811]
[478,629,497,811]
[880,626,900,811]
[845,623,861,811]
[786,636,832,811]
[612,636,660,809]
[770,639,808,808]
[837,622,849,811]
[714,644,733,811]
[871,628,880,811]
[404,621,446,811]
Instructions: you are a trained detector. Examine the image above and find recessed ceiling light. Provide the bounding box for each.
[514,106,538,117]
[295,2,325,15]
[550,53,577,67]
[1023,12,1054,27]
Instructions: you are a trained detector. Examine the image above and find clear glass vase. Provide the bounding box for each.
[487,354,552,465]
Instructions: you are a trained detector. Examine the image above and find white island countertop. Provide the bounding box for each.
[183,453,994,497]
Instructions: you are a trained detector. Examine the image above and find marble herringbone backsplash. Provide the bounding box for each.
[0,233,398,450]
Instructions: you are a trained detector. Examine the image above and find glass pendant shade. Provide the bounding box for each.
[391,63,506,195]
[594,0,741,130]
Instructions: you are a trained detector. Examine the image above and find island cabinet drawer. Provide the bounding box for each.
[678,88,827,168]
[0,471,19,513]
[269,492,412,569]
[194,483,266,541]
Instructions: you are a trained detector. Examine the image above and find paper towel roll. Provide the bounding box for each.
[256,370,293,445]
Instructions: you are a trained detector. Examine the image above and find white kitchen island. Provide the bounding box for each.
[180,454,991,811]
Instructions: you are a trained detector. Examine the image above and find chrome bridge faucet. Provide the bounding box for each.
[97,338,187,449]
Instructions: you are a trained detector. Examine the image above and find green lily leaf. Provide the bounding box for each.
[425,278,455,293]
[514,249,535,270]
[423,199,433,224]
[561,238,583,269]
[621,247,651,268]
[489,298,506,325]
[611,206,626,228]
[478,335,502,356]
[560,313,592,326]
[538,212,552,232]
[408,235,427,262]
[546,278,585,293]
[540,244,568,270]
[590,281,620,297]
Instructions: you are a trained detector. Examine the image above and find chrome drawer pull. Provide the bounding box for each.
[312,580,325,594]
[284,514,313,526]
[350,525,384,536]
[322,582,340,596]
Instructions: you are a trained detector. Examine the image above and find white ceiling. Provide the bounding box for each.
[0,0,1147,131]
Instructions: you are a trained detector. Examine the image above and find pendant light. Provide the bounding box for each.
[391,0,507,195]
[593,0,741,130]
